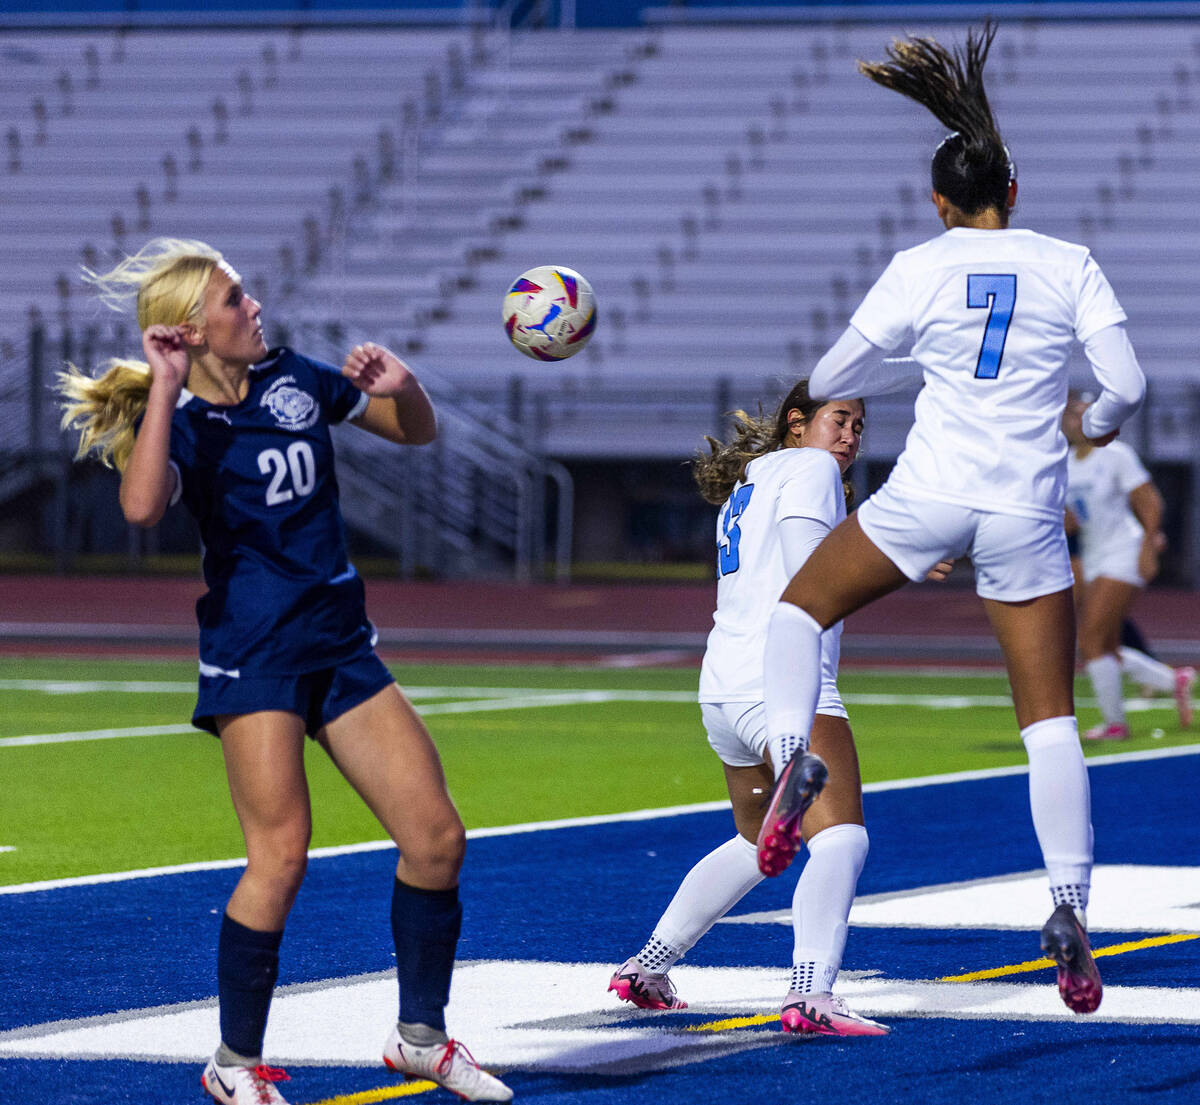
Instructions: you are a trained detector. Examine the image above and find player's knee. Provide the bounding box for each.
[410,816,466,881]
[247,824,311,896]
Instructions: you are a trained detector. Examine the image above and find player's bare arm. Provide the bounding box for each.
[343,342,437,446]
[119,325,188,527]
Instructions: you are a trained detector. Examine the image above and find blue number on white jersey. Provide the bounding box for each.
[718,484,754,576]
[967,274,1017,380]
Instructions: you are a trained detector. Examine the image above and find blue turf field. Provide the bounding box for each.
[3,752,1199,1104]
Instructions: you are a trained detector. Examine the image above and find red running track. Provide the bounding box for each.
[1,575,1198,666]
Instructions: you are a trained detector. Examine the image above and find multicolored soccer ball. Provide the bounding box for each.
[502,266,597,361]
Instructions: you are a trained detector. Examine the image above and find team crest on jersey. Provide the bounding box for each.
[261,375,319,431]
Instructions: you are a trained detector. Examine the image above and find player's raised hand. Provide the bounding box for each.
[141,324,191,391]
[341,342,416,397]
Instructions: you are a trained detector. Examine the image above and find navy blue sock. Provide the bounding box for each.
[391,879,462,1031]
[1120,618,1155,658]
[217,913,283,1059]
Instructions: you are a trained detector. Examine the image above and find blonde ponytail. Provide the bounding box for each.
[57,237,223,470]
[58,358,153,471]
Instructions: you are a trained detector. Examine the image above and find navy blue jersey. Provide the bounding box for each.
[167,348,372,676]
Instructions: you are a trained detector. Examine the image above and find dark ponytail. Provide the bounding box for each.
[858,20,1013,216]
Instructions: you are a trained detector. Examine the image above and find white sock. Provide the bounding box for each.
[647,835,763,963]
[1022,717,1093,905]
[1118,646,1176,693]
[791,823,869,993]
[763,602,823,776]
[1085,654,1125,726]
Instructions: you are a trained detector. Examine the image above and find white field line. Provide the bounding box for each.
[0,691,694,748]
[0,680,607,698]
[0,678,1184,750]
[0,723,199,748]
[2,743,1198,897]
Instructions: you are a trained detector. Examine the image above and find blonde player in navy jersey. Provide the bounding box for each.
[609,380,891,1036]
[58,239,511,1105]
[1062,393,1195,740]
[755,22,1147,1018]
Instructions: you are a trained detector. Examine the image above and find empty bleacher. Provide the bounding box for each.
[3,17,1198,463]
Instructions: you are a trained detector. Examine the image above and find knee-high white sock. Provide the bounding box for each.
[1022,717,1093,910]
[763,602,823,776]
[1118,646,1176,693]
[1085,653,1125,726]
[639,835,764,969]
[790,823,869,993]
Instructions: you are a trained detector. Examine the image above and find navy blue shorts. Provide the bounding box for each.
[192,649,395,737]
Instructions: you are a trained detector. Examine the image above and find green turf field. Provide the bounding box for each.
[1,655,1195,887]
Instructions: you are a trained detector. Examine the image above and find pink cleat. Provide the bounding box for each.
[608,957,688,1010]
[1174,666,1195,729]
[1041,904,1103,1014]
[756,751,828,877]
[780,992,889,1036]
[1083,722,1131,742]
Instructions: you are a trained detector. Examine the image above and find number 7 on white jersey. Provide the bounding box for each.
[967,273,1017,380]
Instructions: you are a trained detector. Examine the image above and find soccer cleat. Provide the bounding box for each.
[756,750,828,877]
[780,991,890,1037]
[1083,721,1131,742]
[383,1025,512,1102]
[201,1057,291,1105]
[1041,903,1103,1014]
[607,957,688,1010]
[1174,666,1195,729]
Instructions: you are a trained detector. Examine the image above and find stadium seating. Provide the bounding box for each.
[3,17,1198,460]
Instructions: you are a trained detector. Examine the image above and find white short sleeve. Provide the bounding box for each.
[848,257,911,352]
[1074,252,1127,343]
[775,449,843,529]
[1110,441,1152,496]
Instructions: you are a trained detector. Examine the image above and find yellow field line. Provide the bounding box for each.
[306,932,1200,1097]
[941,932,1200,981]
[684,1012,777,1032]
[305,1080,436,1104]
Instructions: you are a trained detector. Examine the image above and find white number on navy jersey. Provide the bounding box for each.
[258,441,317,505]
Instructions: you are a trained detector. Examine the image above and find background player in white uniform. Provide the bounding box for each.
[754,23,1146,1018]
[609,379,890,1036]
[59,239,511,1105]
[1063,393,1195,739]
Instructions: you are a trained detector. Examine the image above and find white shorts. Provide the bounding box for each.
[1080,538,1144,588]
[702,698,847,769]
[857,483,1074,602]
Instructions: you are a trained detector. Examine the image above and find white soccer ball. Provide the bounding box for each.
[502,265,597,361]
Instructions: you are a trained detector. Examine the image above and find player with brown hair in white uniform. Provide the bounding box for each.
[609,379,891,1036]
[1063,393,1195,740]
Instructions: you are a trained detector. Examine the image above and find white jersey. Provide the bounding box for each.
[1066,441,1152,578]
[699,447,845,705]
[850,227,1127,523]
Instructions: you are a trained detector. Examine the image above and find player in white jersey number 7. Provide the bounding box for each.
[757,22,1147,1017]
